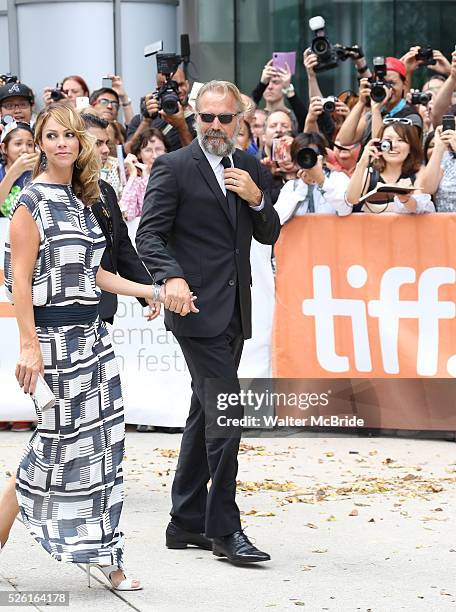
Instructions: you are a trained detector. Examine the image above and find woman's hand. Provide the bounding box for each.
[359,139,381,165]
[8,153,40,179]
[440,127,456,151]
[275,64,292,90]
[16,338,44,395]
[124,153,139,178]
[334,99,350,118]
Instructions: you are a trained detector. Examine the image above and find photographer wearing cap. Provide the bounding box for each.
[126,65,195,153]
[0,82,34,126]
[338,57,422,146]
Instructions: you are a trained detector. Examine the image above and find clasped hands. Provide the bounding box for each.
[144,278,199,321]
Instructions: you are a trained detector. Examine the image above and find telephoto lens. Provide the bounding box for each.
[296,147,318,169]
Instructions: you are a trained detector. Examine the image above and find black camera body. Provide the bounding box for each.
[411,91,432,106]
[0,73,18,84]
[296,147,318,169]
[370,57,390,103]
[155,53,182,115]
[309,16,363,72]
[50,83,65,102]
[415,46,436,66]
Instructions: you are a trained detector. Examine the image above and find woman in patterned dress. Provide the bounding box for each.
[0,103,178,590]
[418,124,456,211]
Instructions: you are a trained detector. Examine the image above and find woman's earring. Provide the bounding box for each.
[40,151,48,169]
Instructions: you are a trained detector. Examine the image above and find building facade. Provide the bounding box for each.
[1,0,455,111]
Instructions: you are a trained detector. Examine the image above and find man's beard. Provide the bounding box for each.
[196,121,240,157]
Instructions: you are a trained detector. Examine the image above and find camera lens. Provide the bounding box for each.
[161,90,179,115]
[296,147,318,169]
[323,99,336,113]
[380,140,392,152]
[370,83,387,103]
[312,37,330,57]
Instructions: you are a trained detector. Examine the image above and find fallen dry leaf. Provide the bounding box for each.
[349,509,359,516]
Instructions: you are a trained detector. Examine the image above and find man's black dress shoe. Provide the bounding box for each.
[212,530,271,563]
[166,521,212,550]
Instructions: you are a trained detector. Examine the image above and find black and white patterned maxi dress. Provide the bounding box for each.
[3,183,125,567]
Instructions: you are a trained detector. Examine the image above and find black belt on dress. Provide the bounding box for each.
[34,305,98,327]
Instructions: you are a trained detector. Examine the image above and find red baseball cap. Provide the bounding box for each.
[385,57,407,79]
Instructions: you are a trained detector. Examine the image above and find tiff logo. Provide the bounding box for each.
[302,265,456,376]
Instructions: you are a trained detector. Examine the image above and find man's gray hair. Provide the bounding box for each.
[195,80,246,114]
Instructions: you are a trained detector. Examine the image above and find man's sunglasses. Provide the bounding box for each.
[198,112,239,124]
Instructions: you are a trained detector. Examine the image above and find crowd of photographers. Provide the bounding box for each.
[2,23,456,430]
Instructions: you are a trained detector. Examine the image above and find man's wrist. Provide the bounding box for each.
[121,96,132,107]
[249,189,263,207]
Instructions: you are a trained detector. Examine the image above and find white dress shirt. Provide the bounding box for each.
[200,143,265,210]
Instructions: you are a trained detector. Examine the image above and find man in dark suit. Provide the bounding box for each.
[81,112,159,323]
[136,80,281,564]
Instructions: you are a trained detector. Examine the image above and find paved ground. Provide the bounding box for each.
[0,428,456,612]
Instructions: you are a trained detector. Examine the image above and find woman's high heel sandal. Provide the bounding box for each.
[86,564,142,591]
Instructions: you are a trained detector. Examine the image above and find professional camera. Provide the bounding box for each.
[309,16,363,72]
[0,73,18,84]
[411,91,432,106]
[50,83,66,102]
[374,139,393,153]
[321,96,337,113]
[296,147,318,169]
[415,46,436,66]
[154,53,181,115]
[370,57,390,103]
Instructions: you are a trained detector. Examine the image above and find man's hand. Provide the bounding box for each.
[400,46,421,73]
[358,78,372,106]
[224,168,262,206]
[160,102,186,128]
[144,94,159,118]
[307,96,324,121]
[164,278,199,316]
[275,64,292,90]
[303,48,318,76]
[144,299,162,321]
[297,155,325,187]
[260,59,279,85]
[110,74,127,99]
[432,50,451,76]
[450,51,456,81]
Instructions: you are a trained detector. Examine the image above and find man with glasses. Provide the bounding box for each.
[0,82,34,125]
[89,87,122,123]
[137,80,280,566]
[126,66,195,153]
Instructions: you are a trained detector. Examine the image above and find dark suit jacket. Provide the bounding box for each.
[136,139,281,339]
[92,180,151,322]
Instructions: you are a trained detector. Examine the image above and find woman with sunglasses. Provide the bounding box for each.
[418,124,456,212]
[345,120,433,213]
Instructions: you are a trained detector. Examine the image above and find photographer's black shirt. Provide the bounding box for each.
[126,111,196,152]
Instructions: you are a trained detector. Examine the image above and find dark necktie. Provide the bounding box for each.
[220,156,237,227]
[307,184,315,213]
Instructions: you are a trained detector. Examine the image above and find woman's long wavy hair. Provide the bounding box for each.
[33,102,100,205]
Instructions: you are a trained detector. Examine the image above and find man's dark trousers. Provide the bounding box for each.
[172,296,243,538]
